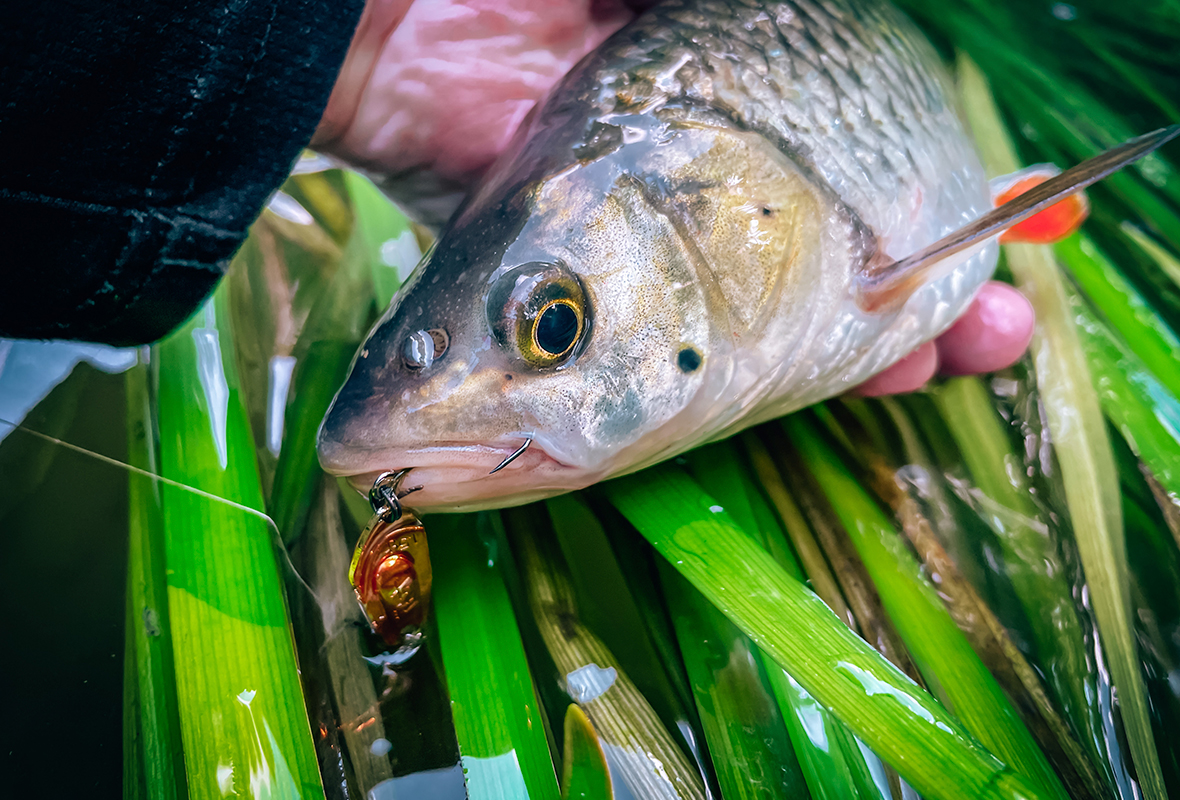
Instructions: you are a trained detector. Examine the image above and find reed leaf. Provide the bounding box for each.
[124,632,146,800]
[342,171,418,309]
[154,284,322,799]
[1120,223,1180,300]
[842,400,1108,800]
[658,562,806,800]
[1068,291,1180,501]
[759,430,923,684]
[503,504,707,800]
[696,440,889,800]
[1056,233,1180,400]
[549,494,699,746]
[932,376,1107,779]
[958,54,1167,800]
[785,416,1068,800]
[267,339,356,544]
[124,363,187,800]
[562,704,614,800]
[737,436,853,629]
[268,171,404,545]
[605,465,1049,800]
[429,512,560,800]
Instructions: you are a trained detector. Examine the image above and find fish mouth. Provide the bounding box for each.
[321,439,588,512]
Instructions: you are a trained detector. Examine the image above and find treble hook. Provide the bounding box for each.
[368,469,423,522]
[489,437,532,475]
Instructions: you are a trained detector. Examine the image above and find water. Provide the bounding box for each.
[0,363,129,794]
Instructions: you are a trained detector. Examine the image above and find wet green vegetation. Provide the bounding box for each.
[2,1,1179,798]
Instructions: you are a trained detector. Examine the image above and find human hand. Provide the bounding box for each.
[312,0,1035,395]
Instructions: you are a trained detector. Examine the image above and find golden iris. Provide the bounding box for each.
[526,298,583,362]
[489,262,589,368]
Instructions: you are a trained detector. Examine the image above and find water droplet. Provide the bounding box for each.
[566,663,618,703]
[1051,3,1076,20]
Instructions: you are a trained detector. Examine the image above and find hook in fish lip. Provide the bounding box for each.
[368,468,423,522]
[489,437,532,475]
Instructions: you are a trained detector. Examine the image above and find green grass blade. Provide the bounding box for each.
[1120,223,1180,300]
[932,377,1107,777]
[959,54,1167,800]
[154,285,323,799]
[562,704,614,800]
[1056,233,1180,400]
[429,513,560,800]
[741,435,854,629]
[1070,27,1180,122]
[548,494,700,747]
[764,667,888,800]
[898,5,1180,256]
[124,625,146,800]
[785,417,1068,800]
[268,340,358,544]
[282,161,355,243]
[696,441,888,800]
[659,559,807,800]
[877,396,991,593]
[759,430,924,685]
[342,171,419,310]
[846,405,1108,800]
[504,505,707,800]
[605,465,1049,800]
[125,363,187,800]
[268,171,404,545]
[1069,292,1180,500]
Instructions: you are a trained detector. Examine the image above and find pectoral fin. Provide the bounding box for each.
[857,124,1180,313]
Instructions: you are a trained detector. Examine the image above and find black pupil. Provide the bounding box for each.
[535,303,579,355]
[678,347,702,372]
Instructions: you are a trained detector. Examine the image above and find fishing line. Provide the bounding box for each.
[0,416,321,601]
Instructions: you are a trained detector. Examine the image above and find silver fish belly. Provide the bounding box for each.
[318,0,995,512]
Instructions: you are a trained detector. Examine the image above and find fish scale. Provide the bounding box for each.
[593,0,987,252]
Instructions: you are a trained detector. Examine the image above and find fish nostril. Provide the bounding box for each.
[402,328,449,370]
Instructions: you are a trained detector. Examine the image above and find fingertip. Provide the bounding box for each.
[938,282,1034,376]
[853,340,940,397]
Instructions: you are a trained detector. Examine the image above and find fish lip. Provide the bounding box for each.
[325,440,577,509]
[324,440,568,476]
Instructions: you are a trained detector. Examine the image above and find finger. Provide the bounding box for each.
[315,0,633,184]
[853,340,940,397]
[936,282,1035,376]
[314,0,414,149]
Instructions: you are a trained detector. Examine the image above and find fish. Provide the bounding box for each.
[317,0,1178,512]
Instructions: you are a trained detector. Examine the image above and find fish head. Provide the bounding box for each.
[319,114,849,511]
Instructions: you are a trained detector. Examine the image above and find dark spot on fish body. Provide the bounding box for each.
[762,206,773,216]
[504,373,513,381]
[678,346,703,372]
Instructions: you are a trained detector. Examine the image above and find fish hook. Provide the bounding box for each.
[489,437,532,475]
[368,469,423,522]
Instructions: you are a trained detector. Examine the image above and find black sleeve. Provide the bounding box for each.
[0,0,365,345]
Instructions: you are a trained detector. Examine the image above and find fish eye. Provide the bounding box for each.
[487,262,590,368]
